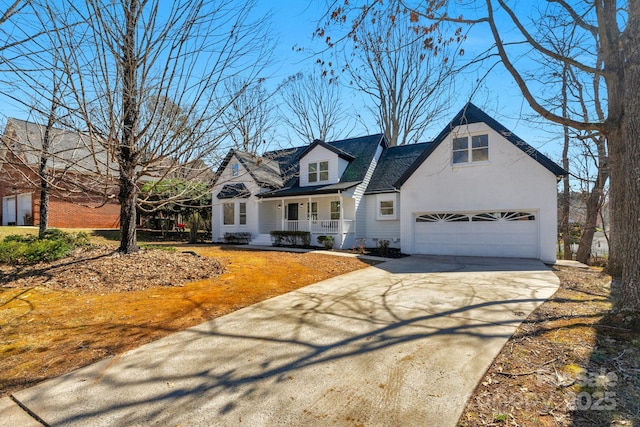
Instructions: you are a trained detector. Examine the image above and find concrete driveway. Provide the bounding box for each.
[3,255,559,426]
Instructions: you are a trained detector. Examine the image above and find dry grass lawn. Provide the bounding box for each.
[0,243,377,397]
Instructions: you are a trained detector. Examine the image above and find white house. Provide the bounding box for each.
[211,103,566,263]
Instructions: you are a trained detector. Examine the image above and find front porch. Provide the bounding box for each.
[259,195,356,248]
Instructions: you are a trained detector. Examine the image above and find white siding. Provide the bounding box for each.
[399,122,559,262]
[299,146,340,186]
[211,155,261,241]
[353,143,384,244]
[361,193,401,248]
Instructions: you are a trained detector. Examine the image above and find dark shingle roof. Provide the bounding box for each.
[395,102,567,187]
[214,134,385,198]
[259,181,360,199]
[366,143,429,194]
[216,183,251,199]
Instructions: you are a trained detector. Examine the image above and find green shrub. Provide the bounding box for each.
[317,235,334,249]
[0,229,88,264]
[0,240,26,263]
[23,239,72,263]
[270,230,311,247]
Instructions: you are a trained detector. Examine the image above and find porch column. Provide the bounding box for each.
[339,192,344,236]
[280,198,285,230]
[307,196,312,231]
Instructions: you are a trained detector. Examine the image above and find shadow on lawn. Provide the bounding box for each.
[569,277,640,427]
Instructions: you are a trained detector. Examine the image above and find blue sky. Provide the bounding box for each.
[257,0,565,162]
[0,0,565,163]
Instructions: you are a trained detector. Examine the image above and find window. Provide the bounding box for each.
[319,161,329,181]
[308,161,329,183]
[380,200,394,216]
[452,134,489,164]
[307,202,318,220]
[239,202,247,225]
[308,163,317,183]
[223,203,235,225]
[232,163,239,176]
[330,201,340,220]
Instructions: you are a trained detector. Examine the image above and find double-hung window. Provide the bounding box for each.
[452,134,489,164]
[223,203,235,225]
[239,202,247,225]
[330,201,340,220]
[308,161,329,183]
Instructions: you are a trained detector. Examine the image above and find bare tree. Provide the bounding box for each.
[339,0,457,146]
[321,1,640,315]
[44,0,272,253]
[221,77,276,154]
[279,72,350,143]
[0,2,115,236]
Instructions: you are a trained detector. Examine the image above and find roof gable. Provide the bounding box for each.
[394,103,567,187]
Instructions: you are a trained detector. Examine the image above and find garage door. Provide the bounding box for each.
[413,211,539,259]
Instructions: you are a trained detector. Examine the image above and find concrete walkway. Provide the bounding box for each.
[3,255,560,426]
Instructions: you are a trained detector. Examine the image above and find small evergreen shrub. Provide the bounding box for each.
[0,229,89,264]
[317,235,334,249]
[224,232,252,244]
[270,231,311,247]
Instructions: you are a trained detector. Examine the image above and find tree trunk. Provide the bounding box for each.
[118,172,138,253]
[118,0,140,254]
[38,179,49,238]
[616,83,640,312]
[561,119,571,259]
[576,175,602,263]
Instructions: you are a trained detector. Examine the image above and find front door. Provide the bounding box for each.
[287,203,299,221]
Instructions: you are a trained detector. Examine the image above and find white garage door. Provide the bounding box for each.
[413,211,539,259]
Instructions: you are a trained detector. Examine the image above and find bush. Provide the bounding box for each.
[224,232,252,244]
[0,229,89,264]
[377,239,390,257]
[270,230,311,247]
[317,235,334,249]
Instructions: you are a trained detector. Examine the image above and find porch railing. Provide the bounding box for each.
[284,219,353,234]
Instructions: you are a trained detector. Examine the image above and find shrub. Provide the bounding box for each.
[23,239,72,263]
[317,235,334,249]
[0,229,88,264]
[377,239,390,257]
[270,230,311,247]
[224,232,252,244]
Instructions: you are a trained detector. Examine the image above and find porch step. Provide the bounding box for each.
[249,234,272,246]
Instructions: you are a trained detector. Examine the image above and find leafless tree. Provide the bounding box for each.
[221,77,276,154]
[339,0,457,146]
[43,0,272,253]
[279,72,350,144]
[321,0,640,315]
[0,1,114,236]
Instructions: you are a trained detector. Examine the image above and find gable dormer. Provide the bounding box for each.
[298,140,355,187]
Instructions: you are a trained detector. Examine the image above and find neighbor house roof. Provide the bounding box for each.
[395,102,567,187]
[1,118,114,174]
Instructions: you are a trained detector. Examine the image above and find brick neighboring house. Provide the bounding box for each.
[0,118,120,228]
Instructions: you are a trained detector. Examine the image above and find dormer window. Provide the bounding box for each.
[453,134,489,164]
[232,163,239,176]
[308,161,329,183]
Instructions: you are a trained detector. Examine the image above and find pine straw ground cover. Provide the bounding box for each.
[0,245,377,397]
[458,265,640,426]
